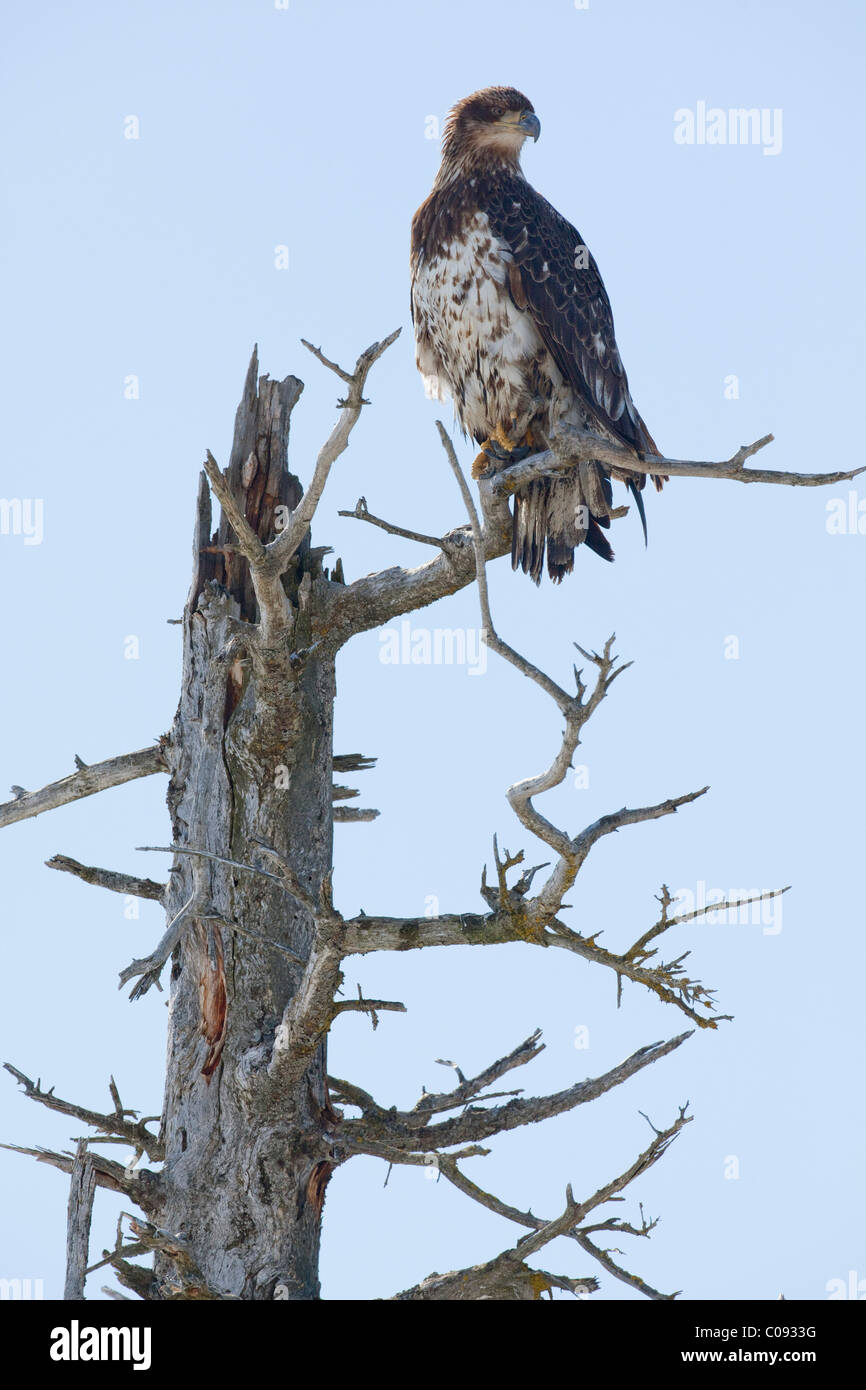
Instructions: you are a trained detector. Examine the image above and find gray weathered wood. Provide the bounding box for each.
[46,855,166,903]
[64,1140,97,1300]
[0,744,168,830]
[154,352,333,1299]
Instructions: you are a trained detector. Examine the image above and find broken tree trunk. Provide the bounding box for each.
[154,352,333,1299]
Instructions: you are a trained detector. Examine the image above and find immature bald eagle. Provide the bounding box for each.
[410,86,663,582]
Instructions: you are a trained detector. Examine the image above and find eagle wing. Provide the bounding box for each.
[483,176,660,463]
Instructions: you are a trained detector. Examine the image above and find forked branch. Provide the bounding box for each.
[436,423,739,1026]
[360,1033,692,1299]
[0,1141,161,1210]
[488,425,866,494]
[3,1064,163,1161]
[203,329,401,639]
[339,1030,690,1155]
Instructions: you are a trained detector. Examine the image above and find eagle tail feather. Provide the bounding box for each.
[628,477,649,546]
[513,473,617,582]
[583,517,615,564]
[546,536,576,583]
[512,480,549,585]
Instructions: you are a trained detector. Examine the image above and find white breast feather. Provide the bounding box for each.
[412,211,548,440]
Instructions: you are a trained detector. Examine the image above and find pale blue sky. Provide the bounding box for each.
[1,0,863,1301]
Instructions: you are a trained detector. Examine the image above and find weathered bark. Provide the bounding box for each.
[0,745,168,830]
[63,1140,96,1300]
[155,353,334,1299]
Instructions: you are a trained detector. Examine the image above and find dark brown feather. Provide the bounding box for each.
[482,172,659,462]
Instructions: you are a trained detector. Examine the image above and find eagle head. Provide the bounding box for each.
[440,87,540,172]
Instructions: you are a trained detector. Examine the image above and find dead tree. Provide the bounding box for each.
[2,334,860,1301]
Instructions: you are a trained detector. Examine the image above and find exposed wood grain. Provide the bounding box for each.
[64,1140,96,1300]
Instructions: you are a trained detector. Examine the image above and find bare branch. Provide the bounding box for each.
[573,1229,669,1301]
[434,426,724,1025]
[656,882,791,934]
[249,839,332,916]
[337,495,454,552]
[409,1030,544,1121]
[368,1113,681,1299]
[340,910,505,955]
[327,1075,381,1114]
[136,842,283,883]
[322,510,509,649]
[118,864,210,999]
[4,1064,163,1161]
[439,420,575,712]
[622,882,788,973]
[332,1032,541,1124]
[442,430,656,909]
[528,784,709,931]
[342,1033,690,1155]
[263,847,347,1086]
[204,914,307,966]
[514,1106,688,1263]
[333,753,377,773]
[433,1107,689,1299]
[389,1255,596,1301]
[489,425,866,494]
[332,993,407,1030]
[299,338,356,384]
[339,898,725,1029]
[46,854,165,904]
[325,414,861,650]
[0,742,169,831]
[123,1216,231,1301]
[333,806,379,823]
[0,1142,160,1208]
[89,1213,232,1301]
[268,930,344,1087]
[573,788,709,859]
[508,640,632,865]
[266,330,401,575]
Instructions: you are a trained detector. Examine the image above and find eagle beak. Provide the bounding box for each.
[520,112,541,142]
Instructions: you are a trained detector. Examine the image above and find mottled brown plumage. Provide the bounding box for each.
[411,86,663,582]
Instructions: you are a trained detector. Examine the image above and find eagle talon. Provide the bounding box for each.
[471,448,495,479]
[473,433,540,478]
[492,421,520,451]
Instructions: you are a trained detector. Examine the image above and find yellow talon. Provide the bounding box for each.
[471,449,493,479]
[491,421,518,451]
[472,422,539,479]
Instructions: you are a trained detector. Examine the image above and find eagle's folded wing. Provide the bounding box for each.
[484,182,660,466]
